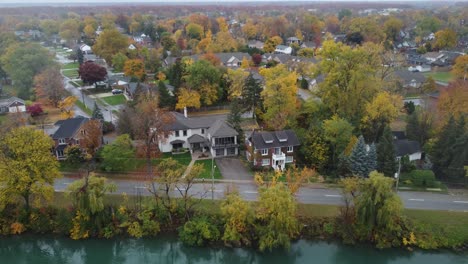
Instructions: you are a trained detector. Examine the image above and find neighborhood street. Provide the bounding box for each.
[54,177,468,212]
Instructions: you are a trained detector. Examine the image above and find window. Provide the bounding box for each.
[227,147,236,155]
[262,159,270,166]
[216,149,224,156]
[287,146,293,153]
[57,150,64,157]
[75,139,80,145]
[183,130,187,136]
[58,138,66,145]
[201,129,205,134]
[261,149,268,156]
[274,148,281,155]
[286,156,293,163]
[81,130,86,135]
[175,131,180,137]
[215,137,235,145]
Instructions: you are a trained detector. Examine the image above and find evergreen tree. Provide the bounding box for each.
[157,81,175,109]
[92,102,104,121]
[241,73,262,119]
[366,143,377,175]
[377,127,396,177]
[349,136,369,177]
[406,109,433,146]
[168,59,183,88]
[76,48,84,65]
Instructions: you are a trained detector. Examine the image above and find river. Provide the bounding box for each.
[0,235,466,264]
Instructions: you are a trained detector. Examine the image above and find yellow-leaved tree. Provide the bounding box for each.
[176,88,201,110]
[59,96,77,119]
[260,64,298,130]
[0,127,61,212]
[361,91,403,142]
[124,59,146,81]
[226,68,249,100]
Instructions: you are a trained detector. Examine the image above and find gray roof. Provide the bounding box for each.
[164,52,251,67]
[165,112,227,131]
[170,139,185,144]
[250,130,300,149]
[52,116,89,139]
[394,139,421,157]
[187,134,207,144]
[208,119,238,137]
[393,70,426,84]
[0,96,25,107]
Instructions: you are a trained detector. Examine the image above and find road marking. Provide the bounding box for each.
[408,199,425,202]
[453,201,468,204]
[134,186,146,189]
[62,182,70,185]
[244,191,258,194]
[325,194,342,198]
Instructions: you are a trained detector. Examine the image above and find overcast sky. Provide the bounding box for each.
[0,0,441,3]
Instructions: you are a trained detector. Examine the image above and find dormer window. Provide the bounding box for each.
[261,149,268,156]
[59,138,66,145]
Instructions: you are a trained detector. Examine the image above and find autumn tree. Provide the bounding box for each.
[186,60,222,105]
[345,17,386,44]
[93,28,129,64]
[452,55,468,80]
[78,61,108,85]
[434,28,457,50]
[406,108,434,146]
[383,17,404,42]
[0,127,61,212]
[176,88,201,111]
[59,96,77,119]
[323,115,354,170]
[124,59,145,81]
[263,36,283,53]
[361,91,403,143]
[100,134,135,172]
[260,64,298,130]
[81,119,102,158]
[34,66,65,108]
[111,52,128,72]
[59,19,81,46]
[221,191,254,247]
[186,23,204,40]
[226,68,249,100]
[437,81,468,124]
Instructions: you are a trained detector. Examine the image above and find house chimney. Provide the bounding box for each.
[183,106,187,118]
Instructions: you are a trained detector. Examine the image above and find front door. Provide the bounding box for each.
[192,143,200,151]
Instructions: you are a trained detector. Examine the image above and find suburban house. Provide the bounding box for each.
[275,45,293,55]
[159,112,239,157]
[286,37,301,45]
[163,52,251,68]
[248,40,264,50]
[408,64,431,72]
[392,131,422,161]
[48,116,102,160]
[393,70,426,89]
[0,96,26,113]
[245,130,300,171]
[79,44,92,54]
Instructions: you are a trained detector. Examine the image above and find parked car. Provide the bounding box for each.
[112,89,123,95]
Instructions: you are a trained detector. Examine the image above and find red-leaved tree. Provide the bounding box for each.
[252,54,262,66]
[78,61,108,85]
[27,103,43,117]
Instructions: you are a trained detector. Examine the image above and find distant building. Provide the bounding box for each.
[0,96,26,113]
[275,45,293,55]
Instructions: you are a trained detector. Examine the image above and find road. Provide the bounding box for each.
[54,177,468,212]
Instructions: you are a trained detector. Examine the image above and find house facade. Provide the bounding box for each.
[159,112,239,157]
[0,96,26,113]
[48,116,102,160]
[246,130,300,171]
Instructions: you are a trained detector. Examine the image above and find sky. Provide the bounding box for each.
[0,0,443,3]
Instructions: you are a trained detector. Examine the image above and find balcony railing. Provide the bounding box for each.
[272,152,286,160]
[212,143,239,149]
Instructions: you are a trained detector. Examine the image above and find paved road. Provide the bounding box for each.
[216,158,253,181]
[54,177,468,212]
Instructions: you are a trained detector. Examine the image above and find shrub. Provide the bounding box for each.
[401,170,437,188]
[179,217,220,246]
[102,121,115,134]
[27,103,44,117]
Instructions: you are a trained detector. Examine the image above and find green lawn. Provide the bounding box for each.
[62,62,79,70]
[423,71,455,83]
[0,114,7,124]
[161,152,192,167]
[62,69,79,79]
[75,100,92,115]
[101,94,127,106]
[194,159,222,179]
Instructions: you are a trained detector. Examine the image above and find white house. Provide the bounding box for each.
[128,44,137,50]
[394,139,422,161]
[275,45,293,55]
[0,96,26,113]
[79,44,92,54]
[159,111,239,157]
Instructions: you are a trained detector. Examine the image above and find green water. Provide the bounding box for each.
[0,235,466,264]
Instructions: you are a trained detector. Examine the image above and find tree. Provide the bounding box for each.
[157,81,175,109]
[256,183,300,251]
[64,145,85,165]
[1,43,54,99]
[421,76,437,94]
[59,19,80,46]
[263,36,283,53]
[416,16,441,37]
[100,134,135,172]
[27,103,43,117]
[76,48,84,65]
[111,52,128,72]
[176,88,201,110]
[338,9,352,20]
[377,127,396,177]
[186,60,222,105]
[349,136,372,177]
[406,109,433,146]
[437,81,468,122]
[260,64,298,130]
[81,119,102,158]
[226,68,249,100]
[34,66,65,108]
[241,73,263,119]
[116,105,136,138]
[452,55,468,80]
[383,17,404,42]
[78,61,108,85]
[0,127,61,212]
[323,115,354,170]
[345,17,386,44]
[367,144,377,175]
[59,96,77,119]
[92,102,104,121]
[252,54,262,66]
[221,191,254,247]
[434,29,457,50]
[124,59,145,81]
[361,91,403,143]
[186,23,204,40]
[300,127,329,171]
[92,28,129,64]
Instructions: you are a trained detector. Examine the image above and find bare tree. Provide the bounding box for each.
[34,66,66,108]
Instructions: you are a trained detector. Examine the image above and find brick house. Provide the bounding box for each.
[246,130,300,171]
[48,116,102,160]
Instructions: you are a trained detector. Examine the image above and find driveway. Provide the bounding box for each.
[215,157,253,181]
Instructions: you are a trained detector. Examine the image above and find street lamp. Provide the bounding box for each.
[211,156,216,200]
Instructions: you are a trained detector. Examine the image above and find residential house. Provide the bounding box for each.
[248,40,264,50]
[163,52,251,69]
[394,139,422,161]
[300,41,316,49]
[246,130,300,171]
[286,37,301,45]
[393,70,426,89]
[159,112,239,157]
[79,44,92,54]
[275,45,293,55]
[0,96,26,113]
[408,64,431,72]
[48,116,102,160]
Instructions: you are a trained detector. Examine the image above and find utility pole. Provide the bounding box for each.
[211,156,215,200]
[395,157,402,192]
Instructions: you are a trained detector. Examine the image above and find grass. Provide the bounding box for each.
[101,94,127,106]
[423,71,455,83]
[62,69,79,79]
[75,100,92,116]
[162,152,192,167]
[62,62,79,70]
[194,159,223,179]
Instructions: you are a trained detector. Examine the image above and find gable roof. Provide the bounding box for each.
[250,130,300,149]
[52,116,89,139]
[393,70,426,84]
[208,119,238,137]
[0,96,25,108]
[164,112,227,131]
[394,139,421,157]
